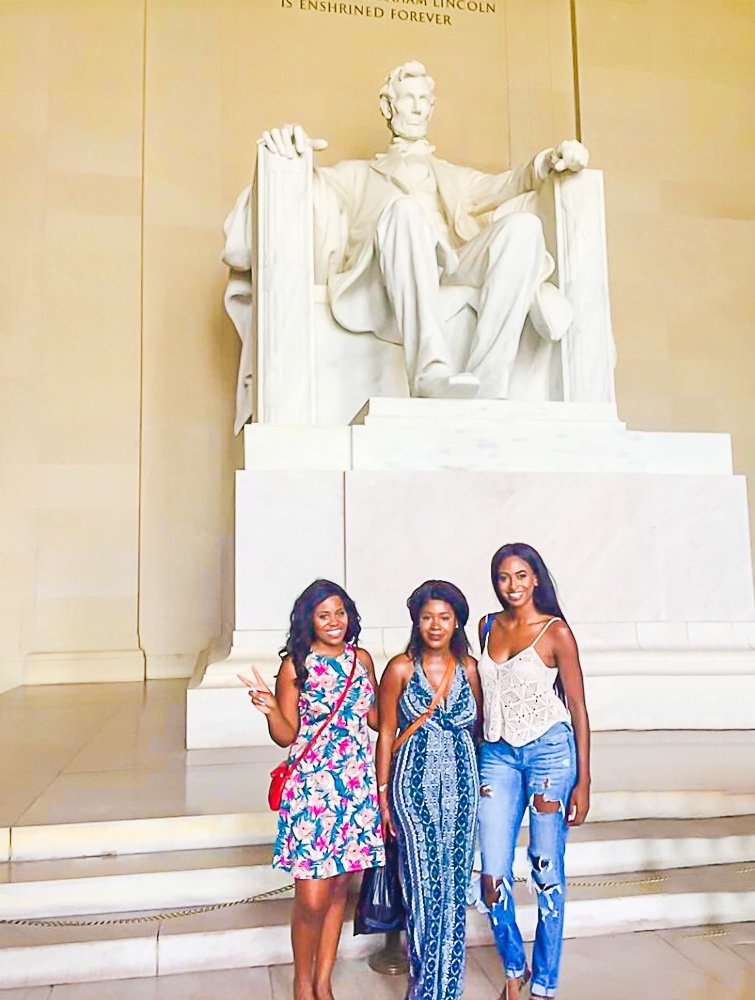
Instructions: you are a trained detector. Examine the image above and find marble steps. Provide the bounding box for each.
[6,811,278,865]
[9,786,755,866]
[0,862,753,988]
[0,845,280,922]
[0,816,753,922]
[7,731,751,864]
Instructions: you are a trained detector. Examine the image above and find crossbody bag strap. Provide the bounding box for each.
[391,656,457,754]
[287,648,358,775]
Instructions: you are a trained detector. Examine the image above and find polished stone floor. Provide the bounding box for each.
[0,681,753,996]
[0,681,274,831]
[0,924,752,998]
[1,679,753,832]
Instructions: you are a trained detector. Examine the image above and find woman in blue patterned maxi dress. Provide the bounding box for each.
[376,580,482,1000]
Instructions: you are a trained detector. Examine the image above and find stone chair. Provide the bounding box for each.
[224,148,616,429]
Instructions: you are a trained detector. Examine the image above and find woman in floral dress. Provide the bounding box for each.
[246,579,384,1000]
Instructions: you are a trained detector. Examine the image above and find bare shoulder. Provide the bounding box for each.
[275,655,298,692]
[462,654,479,679]
[356,646,375,668]
[278,654,296,678]
[379,653,413,697]
[384,652,413,677]
[550,619,578,650]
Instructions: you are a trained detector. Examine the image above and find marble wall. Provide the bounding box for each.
[0,1,145,689]
[575,0,755,555]
[233,467,755,631]
[1,0,754,690]
[0,0,573,690]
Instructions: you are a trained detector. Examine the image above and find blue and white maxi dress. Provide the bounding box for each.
[390,660,479,1000]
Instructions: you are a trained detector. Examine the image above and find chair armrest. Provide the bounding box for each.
[535,169,617,402]
[254,146,315,423]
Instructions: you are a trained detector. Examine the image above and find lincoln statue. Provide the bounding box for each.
[225,60,590,409]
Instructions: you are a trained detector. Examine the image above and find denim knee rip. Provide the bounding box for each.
[526,791,566,920]
[486,880,527,980]
[476,730,576,996]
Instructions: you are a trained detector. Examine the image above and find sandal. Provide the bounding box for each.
[498,967,531,1000]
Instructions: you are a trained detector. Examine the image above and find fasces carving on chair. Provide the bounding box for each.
[223,61,616,430]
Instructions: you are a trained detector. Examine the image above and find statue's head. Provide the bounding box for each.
[379,61,436,141]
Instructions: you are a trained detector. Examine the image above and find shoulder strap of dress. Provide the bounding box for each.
[532,617,560,647]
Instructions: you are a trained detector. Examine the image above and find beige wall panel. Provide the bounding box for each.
[140,0,563,675]
[5,0,753,690]
[0,1,145,687]
[505,0,576,164]
[576,0,755,555]
[207,0,514,171]
[31,596,140,654]
[139,3,246,678]
[0,385,33,694]
[38,214,142,463]
[0,4,49,693]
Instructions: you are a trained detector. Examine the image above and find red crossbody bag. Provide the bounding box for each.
[268,648,358,811]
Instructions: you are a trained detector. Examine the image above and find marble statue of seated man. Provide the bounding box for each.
[258,60,589,400]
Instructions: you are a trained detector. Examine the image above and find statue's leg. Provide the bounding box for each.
[450,213,545,398]
[375,196,478,398]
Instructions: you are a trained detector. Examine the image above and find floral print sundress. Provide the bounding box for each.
[272,645,385,879]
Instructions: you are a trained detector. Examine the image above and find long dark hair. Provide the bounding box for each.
[490,542,568,704]
[405,580,471,662]
[280,579,361,686]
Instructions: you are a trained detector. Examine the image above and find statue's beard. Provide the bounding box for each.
[390,118,429,141]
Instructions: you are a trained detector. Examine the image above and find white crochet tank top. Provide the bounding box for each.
[479,616,570,747]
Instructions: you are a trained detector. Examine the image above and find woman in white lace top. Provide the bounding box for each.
[475,542,590,1000]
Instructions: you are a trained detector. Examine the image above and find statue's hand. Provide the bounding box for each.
[258,123,328,159]
[549,139,589,174]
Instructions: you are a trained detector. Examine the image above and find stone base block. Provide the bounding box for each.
[244,399,733,475]
[190,402,755,747]
[232,466,753,630]
[189,623,755,750]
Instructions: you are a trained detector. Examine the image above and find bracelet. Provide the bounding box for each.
[378,783,389,793]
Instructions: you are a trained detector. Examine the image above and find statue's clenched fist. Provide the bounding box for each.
[258,123,328,159]
[547,139,589,175]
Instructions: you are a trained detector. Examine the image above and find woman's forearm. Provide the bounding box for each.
[267,709,297,748]
[571,703,591,784]
[375,733,393,789]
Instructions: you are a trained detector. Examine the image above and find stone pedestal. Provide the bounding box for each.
[187,400,755,748]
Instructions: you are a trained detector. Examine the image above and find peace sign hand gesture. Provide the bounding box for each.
[238,668,279,717]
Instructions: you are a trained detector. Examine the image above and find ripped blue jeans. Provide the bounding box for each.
[478,723,576,998]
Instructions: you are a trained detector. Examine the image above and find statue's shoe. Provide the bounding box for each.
[416,371,480,399]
